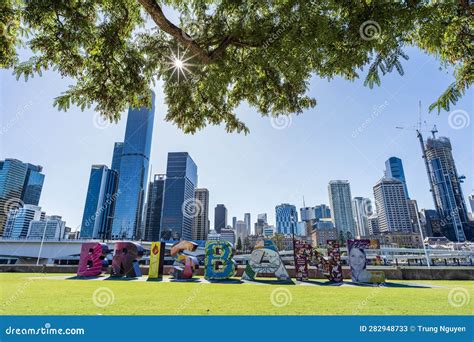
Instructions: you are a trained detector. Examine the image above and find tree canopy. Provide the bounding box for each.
[1,0,472,133]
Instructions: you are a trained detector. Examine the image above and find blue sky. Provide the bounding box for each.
[1,45,472,231]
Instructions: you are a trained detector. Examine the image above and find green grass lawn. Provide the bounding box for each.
[0,273,472,315]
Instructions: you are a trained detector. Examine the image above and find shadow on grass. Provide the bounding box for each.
[243,278,295,285]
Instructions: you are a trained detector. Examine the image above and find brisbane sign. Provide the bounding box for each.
[77,239,385,284]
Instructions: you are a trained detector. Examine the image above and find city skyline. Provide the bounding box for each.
[1,48,472,230]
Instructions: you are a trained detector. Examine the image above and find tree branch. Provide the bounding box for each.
[138,0,240,64]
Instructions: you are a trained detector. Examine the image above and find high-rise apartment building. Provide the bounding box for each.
[373,178,412,233]
[352,197,372,237]
[192,188,209,240]
[385,157,410,199]
[328,180,356,237]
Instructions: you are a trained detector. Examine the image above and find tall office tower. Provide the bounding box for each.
[28,215,66,240]
[3,205,43,239]
[111,93,155,240]
[192,188,209,240]
[314,204,331,220]
[143,174,166,241]
[300,207,316,222]
[80,165,118,239]
[232,216,237,229]
[469,194,474,213]
[368,215,380,235]
[407,199,421,232]
[423,136,468,242]
[244,213,251,235]
[111,142,124,172]
[235,220,247,245]
[385,157,410,199]
[328,180,356,237]
[160,152,198,240]
[275,203,298,235]
[373,178,412,233]
[254,213,268,236]
[0,159,28,235]
[419,209,442,237]
[214,204,227,233]
[21,164,45,206]
[352,197,372,237]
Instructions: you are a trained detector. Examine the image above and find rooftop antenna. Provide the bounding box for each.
[302,195,306,208]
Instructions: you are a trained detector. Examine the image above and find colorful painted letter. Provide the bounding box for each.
[111,242,144,277]
[293,240,313,281]
[148,241,165,280]
[242,240,290,281]
[204,240,236,280]
[77,242,109,277]
[169,240,199,279]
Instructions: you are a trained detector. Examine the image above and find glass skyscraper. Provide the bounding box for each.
[80,165,118,239]
[275,203,298,235]
[111,93,155,239]
[21,164,45,206]
[111,142,124,173]
[0,159,44,235]
[425,136,468,242]
[214,204,227,233]
[143,174,166,241]
[160,152,198,240]
[385,157,410,199]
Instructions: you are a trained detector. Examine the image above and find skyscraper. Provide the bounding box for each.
[328,180,356,237]
[0,159,43,235]
[300,207,316,221]
[3,204,43,239]
[111,142,124,173]
[254,213,268,236]
[232,216,237,229]
[352,197,372,237]
[373,178,412,233]
[192,188,209,240]
[423,136,468,242]
[214,204,227,233]
[235,220,247,245]
[244,213,251,235]
[275,203,298,235]
[111,93,155,239]
[160,152,198,240]
[314,204,331,220]
[21,164,45,206]
[143,174,166,241]
[385,157,409,199]
[80,165,118,239]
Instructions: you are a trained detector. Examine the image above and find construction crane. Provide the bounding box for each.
[395,102,441,216]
